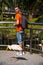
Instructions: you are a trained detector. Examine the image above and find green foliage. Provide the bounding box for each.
[37,0,42,3]
[2,0,10,8]
[4,18,16,21]
[0,17,16,34]
[0,14,2,21]
[39,32,43,40]
[35,15,43,23]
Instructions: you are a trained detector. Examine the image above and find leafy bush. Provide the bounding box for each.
[39,32,43,40]
[35,16,43,23]
[0,14,2,21]
[3,18,16,21]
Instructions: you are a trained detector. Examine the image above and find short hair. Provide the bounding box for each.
[15,6,20,10]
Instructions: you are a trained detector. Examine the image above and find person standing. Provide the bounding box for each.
[13,7,24,55]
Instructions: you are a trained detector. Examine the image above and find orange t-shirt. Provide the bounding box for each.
[15,13,23,32]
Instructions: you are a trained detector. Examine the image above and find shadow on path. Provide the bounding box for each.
[11,57,27,60]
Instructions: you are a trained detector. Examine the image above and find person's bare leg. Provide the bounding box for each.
[19,42,24,54]
[19,43,23,50]
[23,42,24,50]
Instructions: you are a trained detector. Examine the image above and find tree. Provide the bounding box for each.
[1,0,43,17]
[0,0,2,14]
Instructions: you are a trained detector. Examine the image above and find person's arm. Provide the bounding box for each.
[13,20,19,26]
[13,14,20,26]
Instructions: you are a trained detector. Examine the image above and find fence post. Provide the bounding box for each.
[30,28,33,53]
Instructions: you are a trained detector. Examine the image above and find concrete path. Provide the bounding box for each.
[0,51,43,65]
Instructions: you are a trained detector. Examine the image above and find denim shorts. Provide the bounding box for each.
[17,31,24,44]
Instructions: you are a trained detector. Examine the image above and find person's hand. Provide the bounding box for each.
[13,23,16,26]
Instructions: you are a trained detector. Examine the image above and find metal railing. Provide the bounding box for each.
[0,21,43,53]
[29,23,43,53]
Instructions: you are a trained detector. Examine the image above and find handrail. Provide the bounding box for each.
[28,22,43,25]
[0,27,43,30]
[0,21,15,24]
[0,21,43,25]
[0,26,15,29]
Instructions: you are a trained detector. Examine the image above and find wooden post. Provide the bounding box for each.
[30,28,33,54]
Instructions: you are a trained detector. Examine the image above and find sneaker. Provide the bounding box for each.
[19,52,23,56]
[19,52,25,55]
[23,52,25,55]
[16,52,23,56]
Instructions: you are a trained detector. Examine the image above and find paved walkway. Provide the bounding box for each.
[0,51,43,65]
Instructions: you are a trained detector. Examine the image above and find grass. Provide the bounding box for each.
[29,15,43,22]
[29,18,38,22]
